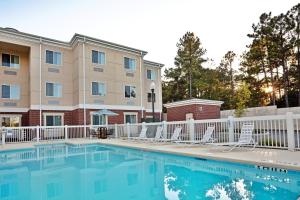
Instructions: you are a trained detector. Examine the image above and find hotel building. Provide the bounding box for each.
[0,27,163,127]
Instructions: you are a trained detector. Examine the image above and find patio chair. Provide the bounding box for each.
[211,123,255,151]
[146,126,163,142]
[176,125,215,144]
[128,127,148,141]
[156,126,182,142]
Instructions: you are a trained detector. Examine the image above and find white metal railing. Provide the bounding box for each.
[1,112,300,151]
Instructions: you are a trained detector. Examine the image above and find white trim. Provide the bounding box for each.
[0,107,29,112]
[123,56,137,72]
[29,104,163,112]
[0,52,21,69]
[123,112,138,124]
[45,49,63,67]
[43,112,64,126]
[164,98,224,108]
[91,49,106,66]
[90,112,108,125]
[91,81,106,96]
[30,105,73,111]
[45,82,62,98]
[0,114,22,127]
[145,109,162,113]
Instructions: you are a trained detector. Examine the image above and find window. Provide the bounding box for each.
[147,93,156,102]
[92,82,106,96]
[124,57,136,70]
[125,85,136,98]
[0,116,21,127]
[44,114,63,126]
[46,83,62,97]
[46,50,62,65]
[2,53,20,68]
[124,113,137,124]
[147,69,156,80]
[92,50,105,65]
[91,114,106,125]
[1,85,20,99]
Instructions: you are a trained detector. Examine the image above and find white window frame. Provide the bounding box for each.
[146,69,156,80]
[1,52,20,69]
[45,82,62,98]
[124,85,136,99]
[124,56,136,71]
[124,112,138,124]
[92,50,106,66]
[45,50,63,66]
[90,112,108,125]
[91,81,106,96]
[0,114,22,127]
[43,113,64,126]
[1,84,20,100]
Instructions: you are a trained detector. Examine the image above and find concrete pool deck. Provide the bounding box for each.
[1,138,300,171]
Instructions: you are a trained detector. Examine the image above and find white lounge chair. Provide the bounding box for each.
[212,123,255,151]
[157,126,182,142]
[176,125,215,144]
[146,126,163,142]
[128,127,148,141]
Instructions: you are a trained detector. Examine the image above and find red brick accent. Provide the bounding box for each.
[1,109,160,126]
[166,104,220,121]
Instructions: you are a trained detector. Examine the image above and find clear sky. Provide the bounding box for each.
[0,0,299,72]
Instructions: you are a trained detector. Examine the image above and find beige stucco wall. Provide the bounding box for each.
[0,41,30,109]
[0,31,162,112]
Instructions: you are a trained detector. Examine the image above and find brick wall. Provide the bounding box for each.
[166,104,220,121]
[1,109,161,126]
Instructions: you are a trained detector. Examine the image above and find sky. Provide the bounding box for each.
[0,0,299,73]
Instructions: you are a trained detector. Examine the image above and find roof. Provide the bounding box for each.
[144,60,164,68]
[164,98,224,108]
[0,27,147,55]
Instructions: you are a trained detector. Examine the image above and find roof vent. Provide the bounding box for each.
[4,27,19,32]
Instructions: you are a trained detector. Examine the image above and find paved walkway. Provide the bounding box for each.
[1,139,300,171]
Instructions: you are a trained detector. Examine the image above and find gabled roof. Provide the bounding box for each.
[0,27,148,55]
[144,60,164,68]
[164,98,224,108]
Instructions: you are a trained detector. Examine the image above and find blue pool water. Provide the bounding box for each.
[0,143,299,200]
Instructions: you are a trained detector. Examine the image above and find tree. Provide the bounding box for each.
[216,51,237,109]
[234,82,251,117]
[174,32,207,98]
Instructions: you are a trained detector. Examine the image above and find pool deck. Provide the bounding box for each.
[1,138,300,171]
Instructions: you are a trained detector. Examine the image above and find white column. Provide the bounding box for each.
[286,112,295,151]
[189,119,195,142]
[65,125,68,141]
[39,39,42,126]
[162,121,167,139]
[228,116,234,142]
[126,123,130,138]
[114,124,118,138]
[1,128,5,145]
[36,126,40,143]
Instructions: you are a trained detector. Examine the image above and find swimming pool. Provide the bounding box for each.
[0,143,299,200]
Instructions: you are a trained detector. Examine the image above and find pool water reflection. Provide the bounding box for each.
[0,143,299,200]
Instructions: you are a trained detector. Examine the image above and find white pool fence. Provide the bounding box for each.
[1,112,300,151]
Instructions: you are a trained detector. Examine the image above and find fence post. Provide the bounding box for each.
[126,123,130,138]
[286,112,295,151]
[162,121,167,139]
[1,127,5,145]
[228,116,234,142]
[36,126,40,143]
[189,119,195,142]
[65,125,68,141]
[114,124,118,138]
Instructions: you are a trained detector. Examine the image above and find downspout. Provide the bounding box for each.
[139,52,144,121]
[39,38,42,126]
[83,38,87,137]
